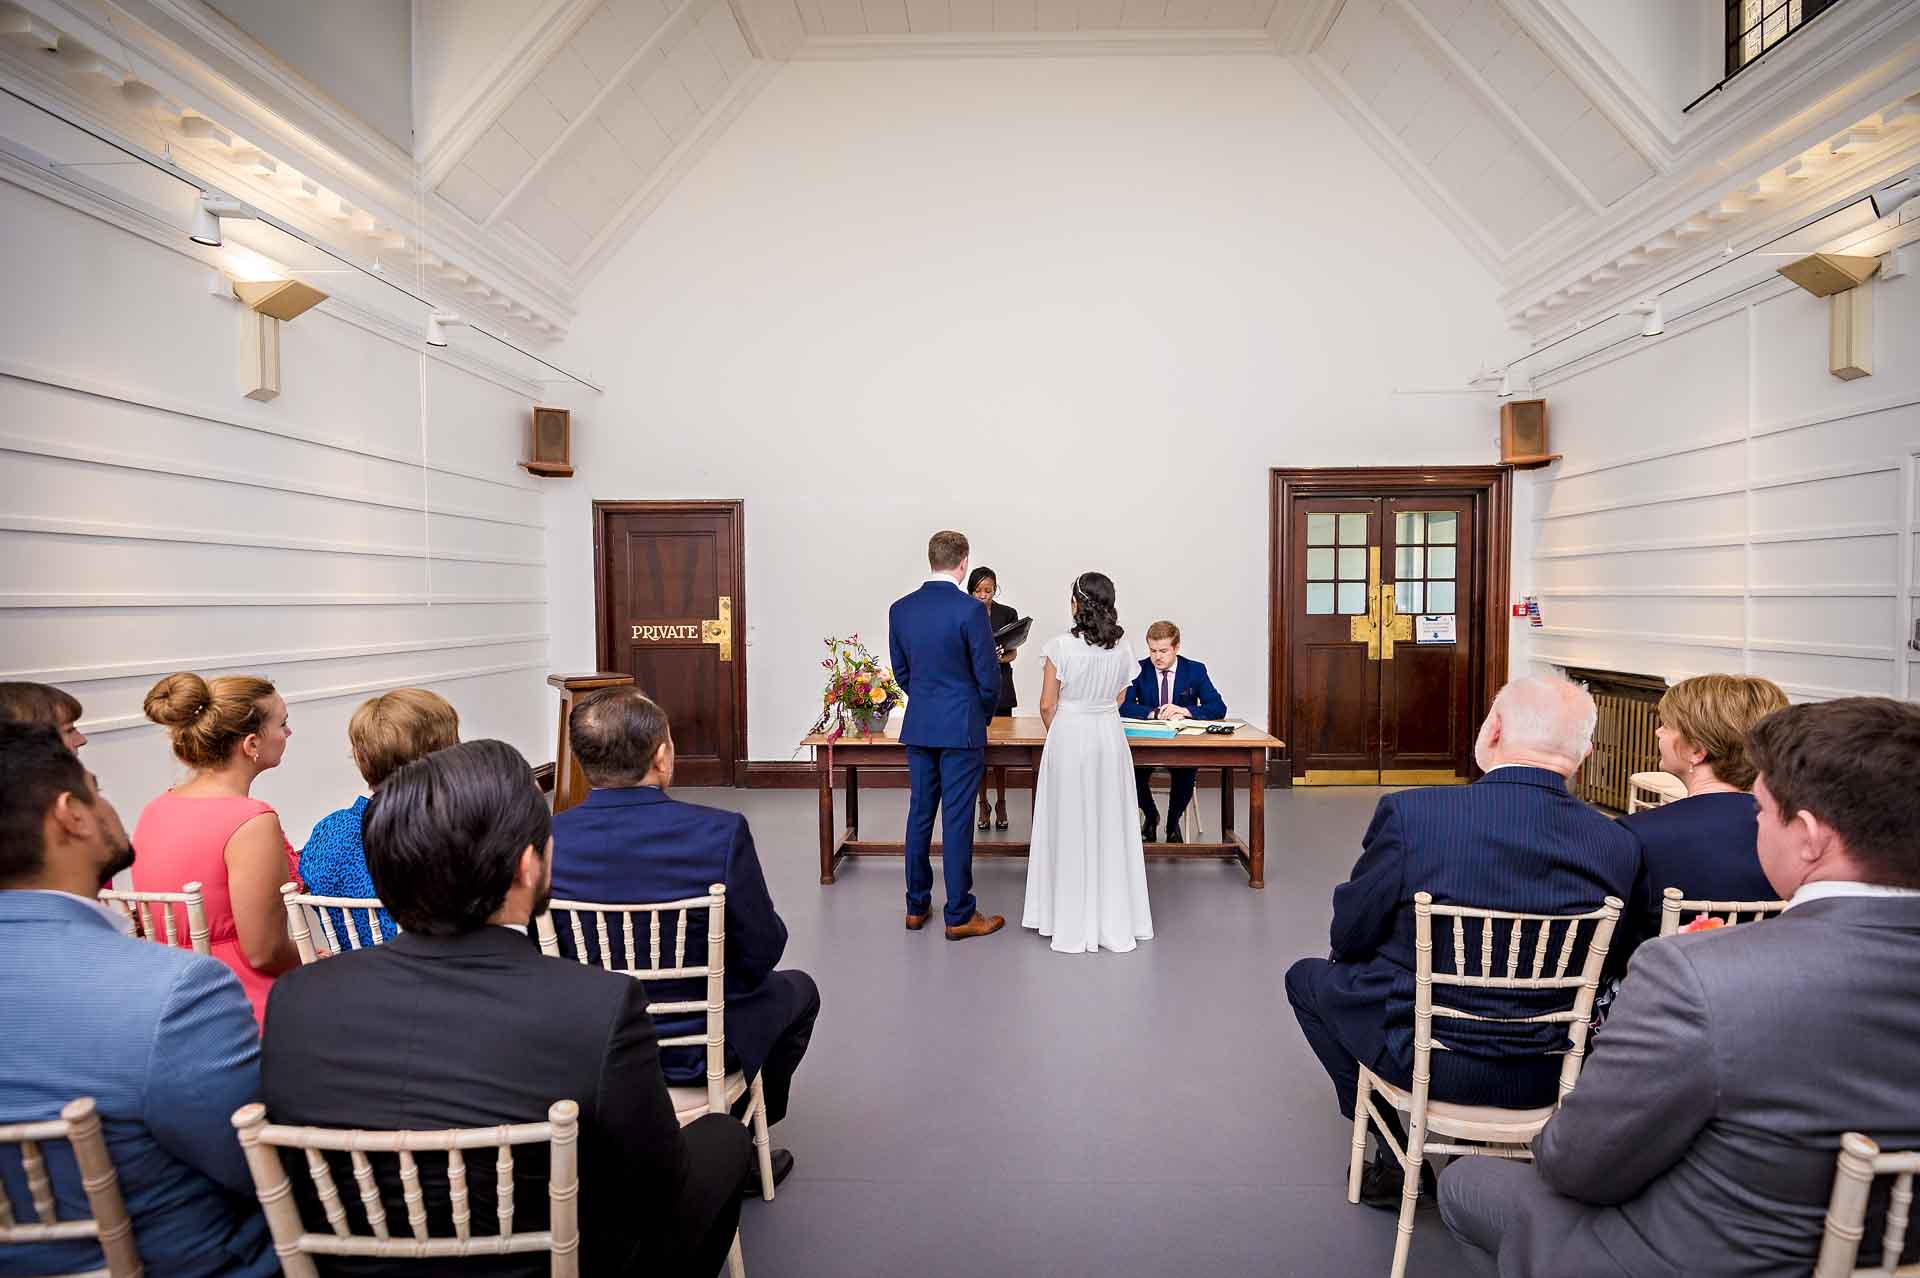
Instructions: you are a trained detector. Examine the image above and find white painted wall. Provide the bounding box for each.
[1526,269,1920,705]
[0,166,551,842]
[1563,0,1720,119]
[545,55,1519,762]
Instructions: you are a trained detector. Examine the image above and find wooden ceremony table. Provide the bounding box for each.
[803,716,1283,890]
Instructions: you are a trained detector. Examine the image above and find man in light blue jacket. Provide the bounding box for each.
[0,722,275,1278]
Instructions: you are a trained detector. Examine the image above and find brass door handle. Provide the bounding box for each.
[701,596,733,661]
[1346,550,1409,661]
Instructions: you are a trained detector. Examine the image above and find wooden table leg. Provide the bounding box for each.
[845,766,860,838]
[817,747,835,885]
[1247,749,1266,889]
[1220,766,1235,836]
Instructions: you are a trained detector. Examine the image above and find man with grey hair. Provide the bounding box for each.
[1285,674,1640,1209]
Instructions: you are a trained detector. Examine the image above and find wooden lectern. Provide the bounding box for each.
[547,672,633,813]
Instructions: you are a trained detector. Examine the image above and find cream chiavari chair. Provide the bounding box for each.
[0,1097,142,1277]
[1657,886,1789,938]
[536,887,760,1278]
[1815,1132,1920,1276]
[1348,892,1623,1278]
[1626,771,1687,813]
[278,884,392,963]
[231,1101,579,1278]
[96,883,210,957]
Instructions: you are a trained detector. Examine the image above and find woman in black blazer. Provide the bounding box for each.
[968,566,1017,831]
[1612,673,1790,974]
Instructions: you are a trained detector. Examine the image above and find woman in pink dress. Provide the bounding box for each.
[133,672,301,1027]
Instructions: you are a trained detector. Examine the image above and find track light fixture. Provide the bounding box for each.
[425,311,467,348]
[1634,298,1664,337]
[189,193,250,247]
[1496,368,1513,398]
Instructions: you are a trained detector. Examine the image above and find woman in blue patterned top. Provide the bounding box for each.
[300,688,459,943]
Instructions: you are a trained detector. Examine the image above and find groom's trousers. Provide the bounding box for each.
[905,745,983,927]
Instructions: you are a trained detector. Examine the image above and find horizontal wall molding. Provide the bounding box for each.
[0,357,541,500]
[1750,458,1904,493]
[1534,586,1744,598]
[1534,480,1746,522]
[1750,390,1920,443]
[1534,533,1746,560]
[0,514,546,567]
[1747,638,1897,659]
[3,632,551,686]
[77,660,547,735]
[1749,522,1902,545]
[1749,584,1900,598]
[1538,456,1901,511]
[1541,428,1746,485]
[1537,625,1892,663]
[0,592,547,609]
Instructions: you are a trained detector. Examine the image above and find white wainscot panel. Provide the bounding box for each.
[428,470,545,528]
[1749,650,1895,698]
[1535,440,1743,516]
[1750,470,1901,536]
[1753,284,1920,431]
[1543,310,1746,463]
[1751,404,1920,477]
[1534,491,1744,554]
[1546,594,1742,639]
[0,603,550,684]
[422,364,536,470]
[0,534,430,598]
[426,512,547,562]
[1532,633,1743,681]
[269,309,434,452]
[1532,544,1742,591]
[0,378,427,510]
[1750,596,1897,649]
[1752,534,1899,588]
[428,560,548,595]
[8,454,426,550]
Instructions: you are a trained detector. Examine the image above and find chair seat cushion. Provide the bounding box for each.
[1358,1065,1557,1140]
[668,1071,748,1125]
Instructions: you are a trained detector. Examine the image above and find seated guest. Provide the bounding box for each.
[1119,620,1226,843]
[551,687,818,1196]
[262,739,752,1278]
[1611,673,1788,974]
[0,680,88,751]
[299,687,461,944]
[1285,675,1639,1208]
[0,723,276,1278]
[1441,697,1920,1277]
[134,672,300,1027]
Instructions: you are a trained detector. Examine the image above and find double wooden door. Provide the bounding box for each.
[1287,494,1476,784]
[594,501,746,786]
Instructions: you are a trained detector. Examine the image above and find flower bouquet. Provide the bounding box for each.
[808,635,905,742]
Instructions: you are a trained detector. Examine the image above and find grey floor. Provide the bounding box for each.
[671,781,1476,1277]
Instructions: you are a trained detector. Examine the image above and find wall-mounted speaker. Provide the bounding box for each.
[1499,398,1558,469]
[522,407,573,478]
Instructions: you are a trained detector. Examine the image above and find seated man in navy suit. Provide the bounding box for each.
[1285,675,1640,1209]
[1119,620,1226,843]
[550,687,819,1197]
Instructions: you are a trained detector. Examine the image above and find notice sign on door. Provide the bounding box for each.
[1415,614,1456,644]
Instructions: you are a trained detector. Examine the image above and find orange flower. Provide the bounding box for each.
[1680,915,1726,933]
[869,687,886,703]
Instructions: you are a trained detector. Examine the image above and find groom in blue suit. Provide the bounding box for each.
[1120,620,1227,843]
[888,530,1005,940]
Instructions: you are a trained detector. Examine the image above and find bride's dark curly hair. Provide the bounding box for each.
[1069,572,1124,649]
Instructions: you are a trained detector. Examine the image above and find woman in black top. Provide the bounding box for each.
[968,566,1017,831]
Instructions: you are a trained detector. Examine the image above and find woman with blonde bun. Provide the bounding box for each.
[132,672,300,1026]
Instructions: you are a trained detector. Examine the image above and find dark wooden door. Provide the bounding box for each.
[594,502,745,787]
[1287,494,1476,785]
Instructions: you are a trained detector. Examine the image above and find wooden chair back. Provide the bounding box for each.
[1412,892,1624,1106]
[1626,771,1686,813]
[97,883,210,957]
[0,1097,143,1276]
[279,884,391,963]
[535,887,729,1115]
[1657,887,1789,937]
[1815,1132,1920,1277]
[230,1100,580,1278]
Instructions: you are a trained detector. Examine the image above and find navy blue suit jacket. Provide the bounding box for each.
[550,787,789,1083]
[888,580,999,749]
[1119,656,1227,721]
[1612,791,1771,976]
[1320,768,1641,1068]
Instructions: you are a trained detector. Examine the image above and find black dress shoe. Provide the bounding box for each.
[1166,825,1185,845]
[742,1148,795,1198]
[1357,1156,1436,1211]
[1142,823,1159,844]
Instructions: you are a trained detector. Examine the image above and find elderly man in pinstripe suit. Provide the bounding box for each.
[1286,675,1640,1210]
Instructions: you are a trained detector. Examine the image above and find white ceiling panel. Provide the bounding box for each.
[533,44,603,121]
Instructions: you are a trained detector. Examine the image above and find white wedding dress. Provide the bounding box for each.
[1022,632,1155,954]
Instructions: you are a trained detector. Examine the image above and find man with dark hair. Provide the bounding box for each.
[261,739,752,1278]
[0,680,87,751]
[0,722,276,1278]
[1440,697,1920,1277]
[551,687,818,1196]
[889,528,1004,939]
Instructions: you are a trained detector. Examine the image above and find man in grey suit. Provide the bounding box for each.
[1439,696,1920,1277]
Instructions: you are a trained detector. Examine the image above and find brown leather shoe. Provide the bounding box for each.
[905,911,931,931]
[944,911,1006,941]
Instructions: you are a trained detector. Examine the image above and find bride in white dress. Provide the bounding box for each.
[1022,572,1154,954]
